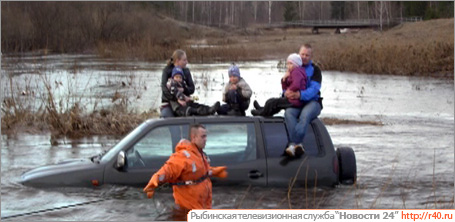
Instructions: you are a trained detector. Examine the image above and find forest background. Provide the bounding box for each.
[1,1,454,76]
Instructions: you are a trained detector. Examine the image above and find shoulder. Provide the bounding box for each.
[183,67,192,75]
[311,62,322,73]
[163,65,173,75]
[238,78,251,87]
[239,78,248,84]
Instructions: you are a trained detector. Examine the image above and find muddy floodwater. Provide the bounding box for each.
[1,54,454,221]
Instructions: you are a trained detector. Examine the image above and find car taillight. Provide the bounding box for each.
[92,179,99,186]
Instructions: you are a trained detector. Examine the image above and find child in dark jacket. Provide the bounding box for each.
[167,66,219,116]
[251,53,307,117]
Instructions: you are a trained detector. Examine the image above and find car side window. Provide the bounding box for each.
[125,125,188,169]
[204,123,256,164]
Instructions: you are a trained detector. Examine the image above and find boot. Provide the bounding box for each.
[196,106,211,116]
[294,143,305,157]
[251,109,263,116]
[208,102,220,115]
[185,107,198,116]
[253,100,262,109]
[285,143,296,157]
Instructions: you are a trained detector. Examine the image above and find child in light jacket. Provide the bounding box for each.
[217,64,252,116]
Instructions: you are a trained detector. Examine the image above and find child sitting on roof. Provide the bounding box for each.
[167,66,220,116]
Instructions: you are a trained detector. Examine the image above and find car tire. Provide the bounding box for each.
[336,147,357,185]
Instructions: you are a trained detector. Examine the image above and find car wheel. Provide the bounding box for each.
[336,147,357,185]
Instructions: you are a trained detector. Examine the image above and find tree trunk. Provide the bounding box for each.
[192,1,195,23]
[219,2,222,27]
[231,2,234,25]
[357,1,360,19]
[253,1,257,22]
[225,2,228,25]
[380,1,383,31]
[320,2,322,20]
[268,1,272,25]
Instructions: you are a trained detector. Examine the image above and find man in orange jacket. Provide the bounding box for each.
[143,124,228,212]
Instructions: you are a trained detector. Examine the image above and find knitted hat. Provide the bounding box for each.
[287,53,302,67]
[228,64,240,78]
[171,66,184,78]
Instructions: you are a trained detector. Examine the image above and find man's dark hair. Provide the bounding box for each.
[189,124,206,138]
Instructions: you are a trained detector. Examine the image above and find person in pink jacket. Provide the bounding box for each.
[251,53,307,117]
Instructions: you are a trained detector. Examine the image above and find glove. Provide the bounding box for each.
[211,166,228,178]
[143,174,160,198]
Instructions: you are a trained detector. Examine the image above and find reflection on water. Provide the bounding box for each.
[1,54,454,220]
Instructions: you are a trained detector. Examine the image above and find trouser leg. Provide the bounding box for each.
[294,100,322,143]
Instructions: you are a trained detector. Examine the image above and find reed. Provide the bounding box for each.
[1,67,159,137]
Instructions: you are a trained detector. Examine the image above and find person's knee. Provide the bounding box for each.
[160,106,175,118]
[284,108,298,119]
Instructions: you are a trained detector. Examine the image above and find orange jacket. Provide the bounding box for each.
[152,139,223,210]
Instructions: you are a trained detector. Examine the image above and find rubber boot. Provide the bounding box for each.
[208,102,220,115]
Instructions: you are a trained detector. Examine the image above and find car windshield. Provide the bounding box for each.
[100,121,151,163]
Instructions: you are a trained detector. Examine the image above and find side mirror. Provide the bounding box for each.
[116,151,125,169]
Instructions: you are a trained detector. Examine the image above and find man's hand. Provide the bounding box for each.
[143,174,160,198]
[285,90,300,100]
[178,99,187,107]
[211,166,228,178]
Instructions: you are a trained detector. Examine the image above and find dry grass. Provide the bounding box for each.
[321,117,383,126]
[1,72,159,137]
[187,18,453,77]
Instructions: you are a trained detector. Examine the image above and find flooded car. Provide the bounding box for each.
[20,116,357,188]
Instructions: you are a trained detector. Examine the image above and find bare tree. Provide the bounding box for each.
[268,1,272,25]
[253,1,258,22]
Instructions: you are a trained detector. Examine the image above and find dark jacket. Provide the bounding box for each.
[161,64,195,103]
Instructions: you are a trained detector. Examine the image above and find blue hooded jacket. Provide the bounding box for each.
[300,60,321,102]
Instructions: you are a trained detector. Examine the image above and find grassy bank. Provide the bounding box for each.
[99,18,454,78]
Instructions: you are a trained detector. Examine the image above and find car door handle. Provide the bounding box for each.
[248,170,263,179]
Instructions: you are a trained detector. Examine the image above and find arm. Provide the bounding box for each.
[210,166,228,178]
[161,66,175,101]
[183,68,195,96]
[143,152,186,198]
[237,79,252,99]
[299,65,322,101]
[287,69,304,92]
[222,84,230,102]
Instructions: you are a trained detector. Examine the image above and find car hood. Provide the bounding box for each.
[20,158,105,187]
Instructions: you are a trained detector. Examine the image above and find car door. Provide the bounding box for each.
[262,119,324,187]
[196,117,267,186]
[104,121,190,186]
